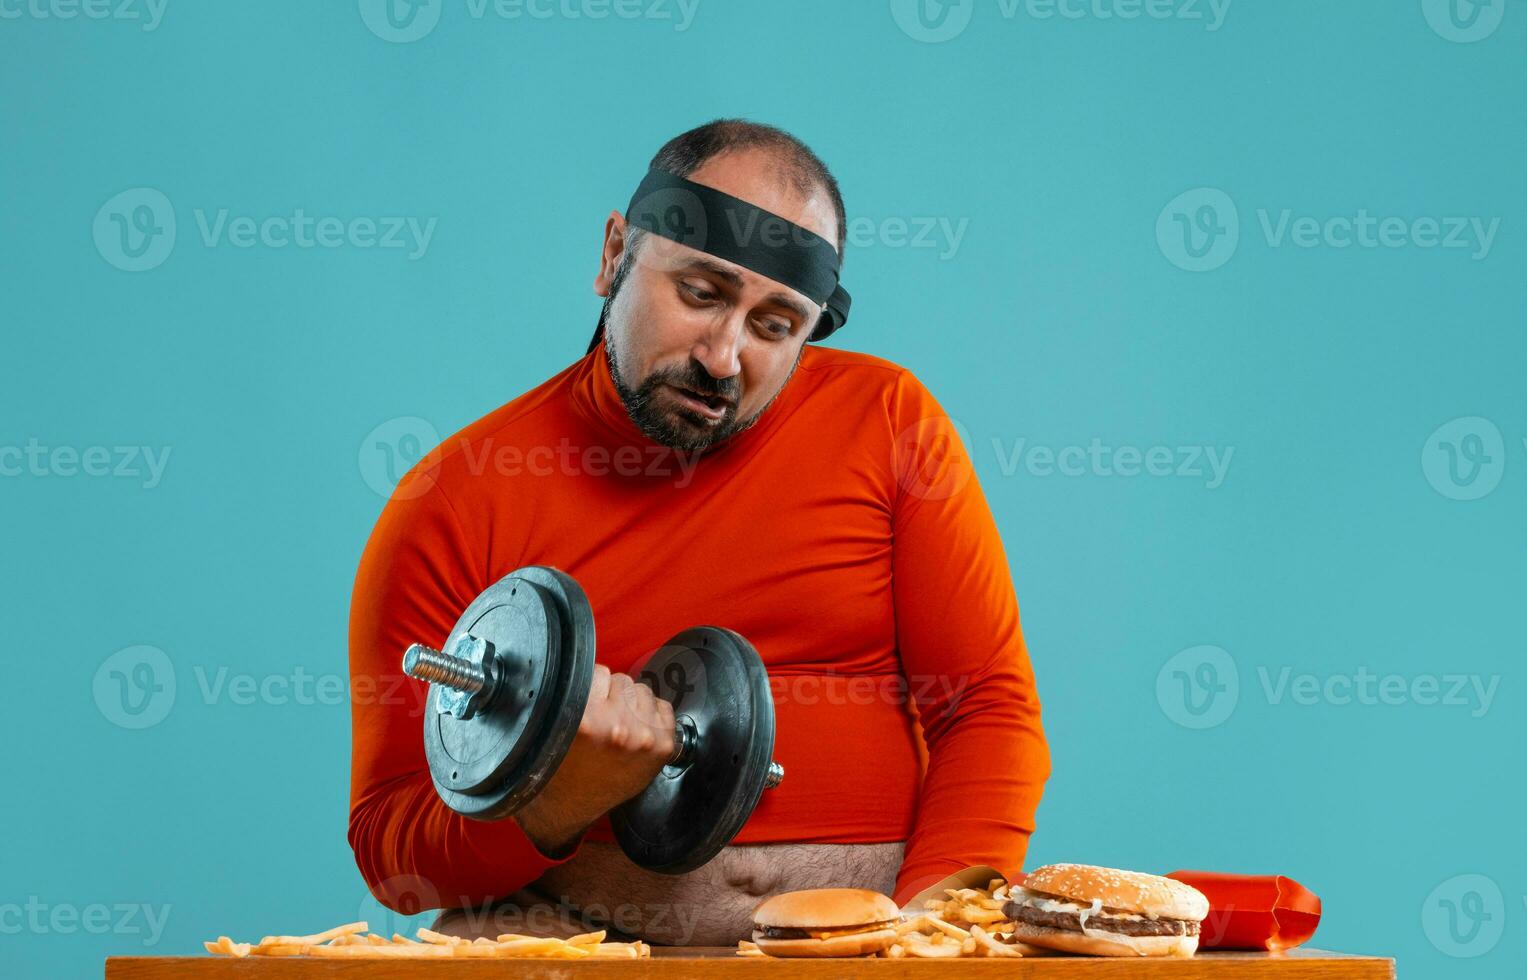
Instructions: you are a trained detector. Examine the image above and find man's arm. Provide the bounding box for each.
[347,473,577,911]
[886,374,1051,904]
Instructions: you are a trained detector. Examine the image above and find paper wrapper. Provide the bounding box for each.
[1166,870,1321,951]
[902,866,1321,953]
[899,866,1007,917]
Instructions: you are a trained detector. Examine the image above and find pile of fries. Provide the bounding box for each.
[739,877,1044,959]
[204,920,650,960]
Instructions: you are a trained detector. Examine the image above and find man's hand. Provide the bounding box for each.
[514,665,677,857]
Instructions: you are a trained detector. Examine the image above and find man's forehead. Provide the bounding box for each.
[684,149,839,257]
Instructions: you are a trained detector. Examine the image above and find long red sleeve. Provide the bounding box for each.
[885,380,1050,901]
[348,463,580,912]
[347,339,1049,911]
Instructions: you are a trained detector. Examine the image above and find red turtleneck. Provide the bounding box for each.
[348,339,1049,909]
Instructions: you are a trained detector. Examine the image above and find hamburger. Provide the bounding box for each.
[1002,864,1209,957]
[750,888,901,958]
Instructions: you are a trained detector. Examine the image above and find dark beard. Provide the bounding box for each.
[595,254,803,452]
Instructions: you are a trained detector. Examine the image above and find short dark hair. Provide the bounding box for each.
[643,118,847,257]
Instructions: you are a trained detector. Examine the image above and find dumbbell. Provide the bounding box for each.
[399,565,783,874]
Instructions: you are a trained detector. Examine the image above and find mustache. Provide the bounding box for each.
[652,365,738,404]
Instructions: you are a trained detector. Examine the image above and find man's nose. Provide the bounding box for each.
[690,311,746,382]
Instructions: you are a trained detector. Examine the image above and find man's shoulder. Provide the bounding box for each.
[800,343,916,389]
[800,344,910,380]
[414,359,584,482]
[797,345,938,413]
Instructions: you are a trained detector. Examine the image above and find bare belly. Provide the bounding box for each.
[431,840,905,946]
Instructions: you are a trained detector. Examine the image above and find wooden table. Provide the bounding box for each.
[107,948,1394,978]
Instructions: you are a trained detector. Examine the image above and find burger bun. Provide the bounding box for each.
[1021,864,1210,921]
[1012,923,1199,958]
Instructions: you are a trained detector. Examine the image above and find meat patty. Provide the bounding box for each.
[1003,903,1199,938]
[753,923,895,940]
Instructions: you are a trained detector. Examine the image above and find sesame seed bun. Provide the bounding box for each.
[1010,923,1200,958]
[1020,864,1210,922]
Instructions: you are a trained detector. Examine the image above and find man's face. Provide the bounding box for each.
[593,149,840,452]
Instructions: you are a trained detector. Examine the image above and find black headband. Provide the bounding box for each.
[586,168,851,353]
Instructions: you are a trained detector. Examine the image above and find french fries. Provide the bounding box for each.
[737,876,1032,959]
[204,920,652,960]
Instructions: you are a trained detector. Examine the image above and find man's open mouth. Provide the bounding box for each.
[667,384,731,420]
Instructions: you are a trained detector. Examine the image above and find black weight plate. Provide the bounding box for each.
[435,565,597,821]
[423,575,560,798]
[612,626,775,874]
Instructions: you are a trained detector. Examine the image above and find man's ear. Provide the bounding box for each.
[593,210,627,297]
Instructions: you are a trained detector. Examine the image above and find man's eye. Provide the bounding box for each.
[680,283,716,303]
[760,319,791,338]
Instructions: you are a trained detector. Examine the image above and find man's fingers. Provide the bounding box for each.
[579,666,612,735]
[606,670,634,705]
[588,664,612,703]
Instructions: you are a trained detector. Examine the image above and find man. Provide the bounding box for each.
[348,119,1049,946]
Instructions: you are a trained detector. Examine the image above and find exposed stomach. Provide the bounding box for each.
[532,840,906,946]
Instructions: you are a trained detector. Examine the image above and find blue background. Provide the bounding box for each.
[3,1,1522,977]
